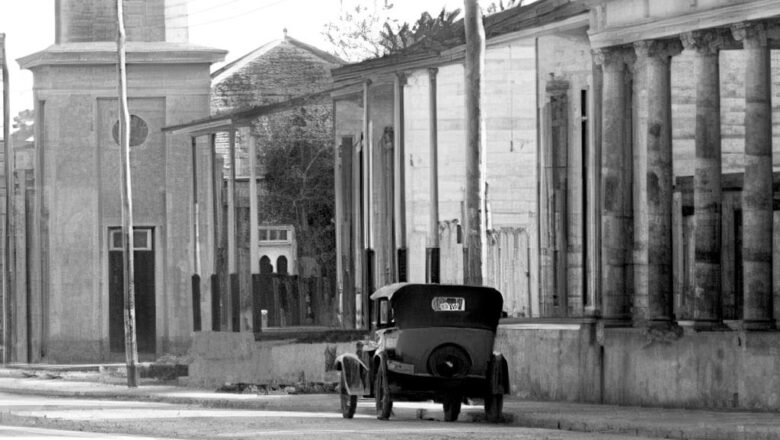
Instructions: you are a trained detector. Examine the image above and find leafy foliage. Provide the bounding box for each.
[378,7,461,54]
[322,1,461,62]
[254,105,335,275]
[485,0,524,15]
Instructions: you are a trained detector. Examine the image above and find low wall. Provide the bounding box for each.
[190,324,780,411]
[499,323,780,411]
[188,331,364,388]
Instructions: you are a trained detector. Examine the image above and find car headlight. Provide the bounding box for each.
[383,331,398,351]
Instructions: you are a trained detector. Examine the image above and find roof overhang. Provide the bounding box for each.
[163,86,347,136]
[18,42,227,70]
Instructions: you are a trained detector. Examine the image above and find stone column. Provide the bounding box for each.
[732,22,775,330]
[594,47,635,324]
[633,39,682,327]
[682,30,728,329]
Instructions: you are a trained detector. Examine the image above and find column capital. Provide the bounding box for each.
[545,74,569,96]
[633,39,683,61]
[731,21,768,49]
[394,71,408,86]
[681,29,733,55]
[428,67,439,76]
[592,46,635,69]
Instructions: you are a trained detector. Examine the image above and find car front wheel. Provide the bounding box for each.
[339,371,357,419]
[374,355,392,420]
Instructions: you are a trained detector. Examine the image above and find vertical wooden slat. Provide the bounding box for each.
[15,170,27,362]
[673,191,683,318]
[722,193,736,319]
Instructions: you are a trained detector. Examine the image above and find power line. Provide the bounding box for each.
[166,0,246,19]
[187,0,291,27]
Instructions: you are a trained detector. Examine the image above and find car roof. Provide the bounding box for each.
[370,283,502,302]
[371,283,504,331]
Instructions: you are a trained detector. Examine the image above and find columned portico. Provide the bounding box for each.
[591,11,779,330]
[732,22,775,330]
[594,47,634,324]
[681,30,728,329]
[632,39,681,326]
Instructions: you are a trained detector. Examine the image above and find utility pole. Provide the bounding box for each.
[116,0,139,387]
[1,33,11,364]
[464,0,486,286]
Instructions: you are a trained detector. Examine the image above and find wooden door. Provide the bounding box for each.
[109,228,156,353]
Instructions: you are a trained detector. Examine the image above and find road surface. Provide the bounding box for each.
[0,391,664,439]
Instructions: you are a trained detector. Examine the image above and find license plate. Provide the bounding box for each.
[387,360,414,375]
[431,296,466,312]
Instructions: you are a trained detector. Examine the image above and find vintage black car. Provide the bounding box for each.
[334,283,509,422]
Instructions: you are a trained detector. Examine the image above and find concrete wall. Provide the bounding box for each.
[498,324,780,411]
[189,332,361,388]
[32,61,213,362]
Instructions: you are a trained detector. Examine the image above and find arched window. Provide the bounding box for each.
[276,256,288,274]
[259,256,273,274]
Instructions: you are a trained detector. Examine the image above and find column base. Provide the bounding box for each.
[598,317,632,328]
[692,320,730,332]
[741,320,776,331]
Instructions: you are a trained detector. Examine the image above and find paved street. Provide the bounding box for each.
[0,392,666,440]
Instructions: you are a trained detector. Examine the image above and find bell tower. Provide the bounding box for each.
[16,0,225,363]
[54,0,189,44]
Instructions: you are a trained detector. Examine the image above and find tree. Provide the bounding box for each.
[254,105,335,276]
[322,1,398,62]
[323,1,461,62]
[485,0,523,15]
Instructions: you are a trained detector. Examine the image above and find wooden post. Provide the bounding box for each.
[427,67,440,283]
[116,0,139,388]
[191,136,201,331]
[362,80,373,328]
[14,170,26,362]
[393,73,407,282]
[248,129,259,331]
[463,0,486,286]
[1,33,11,364]
[227,129,237,330]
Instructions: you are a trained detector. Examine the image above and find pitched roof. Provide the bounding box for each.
[331,0,588,80]
[211,33,344,84]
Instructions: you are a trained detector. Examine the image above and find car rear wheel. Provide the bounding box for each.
[442,394,461,422]
[484,393,503,423]
[374,356,393,420]
[339,371,357,419]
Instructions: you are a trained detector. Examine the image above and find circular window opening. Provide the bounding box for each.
[112,115,149,147]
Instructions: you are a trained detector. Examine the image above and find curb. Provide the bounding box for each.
[0,381,777,440]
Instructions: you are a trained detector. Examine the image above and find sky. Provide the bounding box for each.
[0,0,466,117]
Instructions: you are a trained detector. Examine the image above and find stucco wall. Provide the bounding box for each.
[189,331,361,388]
[671,49,780,177]
[498,324,780,411]
[403,39,539,286]
[33,62,212,362]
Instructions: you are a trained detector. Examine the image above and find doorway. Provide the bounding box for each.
[108,227,156,353]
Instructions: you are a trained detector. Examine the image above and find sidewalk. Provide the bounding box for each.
[0,366,778,440]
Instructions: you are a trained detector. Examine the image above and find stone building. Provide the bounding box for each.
[14,0,225,363]
[332,0,780,410]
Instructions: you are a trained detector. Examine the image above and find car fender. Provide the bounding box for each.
[334,353,368,395]
[488,352,510,395]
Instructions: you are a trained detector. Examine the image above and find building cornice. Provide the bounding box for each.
[18,42,227,70]
[588,0,780,49]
